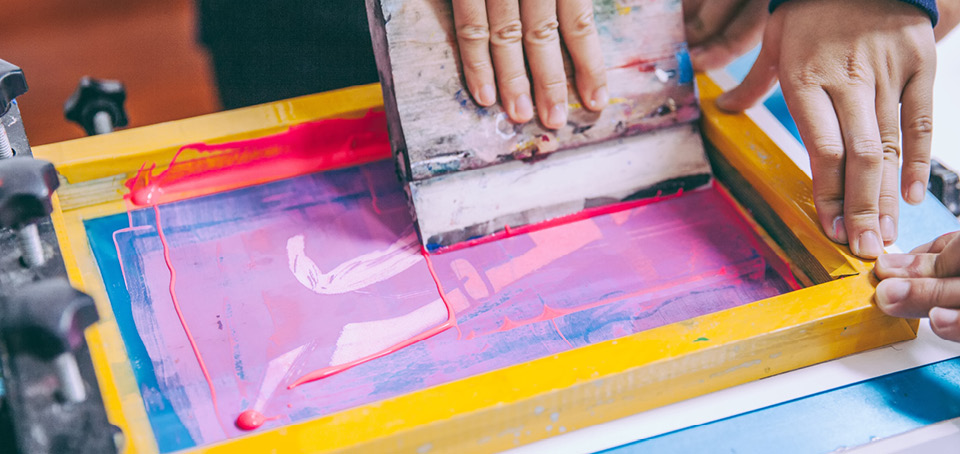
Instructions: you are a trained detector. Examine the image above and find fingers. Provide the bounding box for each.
[875,230,960,343]
[900,69,936,205]
[877,232,960,279]
[830,85,884,259]
[875,87,901,245]
[911,231,960,254]
[781,87,848,245]
[689,0,767,71]
[715,11,782,112]
[487,0,534,122]
[521,0,568,129]
[453,0,496,106]
[875,254,938,280]
[875,277,960,319]
[930,307,960,342]
[684,0,742,46]
[558,0,608,111]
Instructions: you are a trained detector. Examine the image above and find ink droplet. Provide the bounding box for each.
[236,410,267,431]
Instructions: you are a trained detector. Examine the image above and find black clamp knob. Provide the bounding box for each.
[64,77,128,136]
[0,59,28,159]
[0,157,59,230]
[1,279,100,402]
[0,157,60,267]
[0,59,28,116]
[929,159,960,216]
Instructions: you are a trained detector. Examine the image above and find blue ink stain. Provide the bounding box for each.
[675,49,693,84]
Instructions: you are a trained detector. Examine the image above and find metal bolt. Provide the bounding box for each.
[53,352,86,403]
[0,279,100,406]
[16,223,44,267]
[0,126,12,159]
[92,111,114,135]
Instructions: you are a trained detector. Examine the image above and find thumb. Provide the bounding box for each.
[716,13,783,112]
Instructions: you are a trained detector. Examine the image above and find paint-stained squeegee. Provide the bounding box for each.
[366,0,713,252]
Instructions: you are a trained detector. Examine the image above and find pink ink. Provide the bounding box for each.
[114,109,800,443]
[361,165,384,215]
[487,220,603,293]
[235,409,279,431]
[125,111,390,207]
[287,246,459,389]
[551,319,573,348]
[474,260,759,338]
[710,181,802,291]
[613,54,672,72]
[430,188,686,255]
[153,205,229,435]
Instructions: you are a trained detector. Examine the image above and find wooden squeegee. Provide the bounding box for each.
[366,0,712,251]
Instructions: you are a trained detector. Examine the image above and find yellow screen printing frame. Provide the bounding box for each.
[33,75,915,454]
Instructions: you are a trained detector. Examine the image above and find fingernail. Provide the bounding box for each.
[589,86,609,110]
[930,307,959,331]
[832,216,848,244]
[876,279,911,309]
[514,94,533,121]
[908,181,926,205]
[716,92,732,111]
[880,215,897,243]
[877,253,915,270]
[547,103,567,129]
[855,230,883,259]
[477,84,496,106]
[689,47,705,61]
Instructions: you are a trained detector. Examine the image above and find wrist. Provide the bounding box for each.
[769,0,938,25]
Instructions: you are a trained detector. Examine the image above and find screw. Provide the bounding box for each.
[0,126,12,159]
[92,111,114,135]
[16,223,43,268]
[53,352,86,403]
[1,279,100,405]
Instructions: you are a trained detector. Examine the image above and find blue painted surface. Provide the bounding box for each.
[601,357,960,454]
[85,214,195,453]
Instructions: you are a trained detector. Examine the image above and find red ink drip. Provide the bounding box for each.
[235,409,279,431]
[125,111,390,207]
[430,189,691,255]
[551,318,573,348]
[287,246,458,389]
[154,205,229,435]
[613,54,671,72]
[361,165,383,215]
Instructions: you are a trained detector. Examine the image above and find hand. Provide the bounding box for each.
[683,0,768,70]
[451,0,608,129]
[875,231,960,342]
[717,0,937,259]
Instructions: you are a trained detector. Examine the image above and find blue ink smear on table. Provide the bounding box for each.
[85,214,195,453]
[600,357,960,453]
